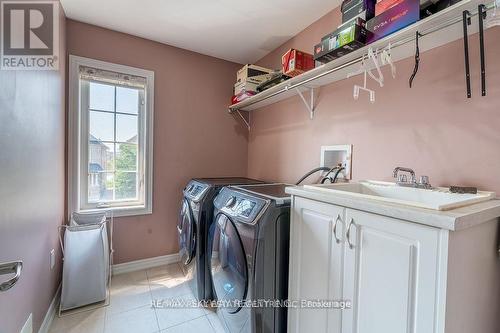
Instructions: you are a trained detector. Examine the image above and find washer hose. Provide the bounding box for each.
[295,167,334,185]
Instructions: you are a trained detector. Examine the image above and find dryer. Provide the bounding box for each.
[178,178,264,301]
[209,183,291,333]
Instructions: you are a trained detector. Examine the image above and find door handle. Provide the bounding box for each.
[333,214,343,244]
[0,261,23,292]
[346,218,356,249]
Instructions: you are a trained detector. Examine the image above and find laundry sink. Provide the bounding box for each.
[304,181,496,211]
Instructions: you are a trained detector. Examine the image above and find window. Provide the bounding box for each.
[69,56,154,217]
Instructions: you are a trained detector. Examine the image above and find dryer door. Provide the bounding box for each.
[178,199,196,266]
[210,213,248,314]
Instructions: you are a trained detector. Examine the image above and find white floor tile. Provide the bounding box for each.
[149,278,192,300]
[112,270,149,287]
[160,316,215,333]
[49,308,105,333]
[147,263,184,282]
[104,305,159,333]
[106,282,152,315]
[154,295,206,330]
[206,312,226,333]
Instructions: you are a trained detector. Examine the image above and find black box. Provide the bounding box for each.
[341,0,376,24]
[314,21,370,64]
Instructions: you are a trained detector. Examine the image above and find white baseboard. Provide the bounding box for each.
[38,285,61,333]
[112,253,180,275]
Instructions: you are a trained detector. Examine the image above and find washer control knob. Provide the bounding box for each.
[226,196,237,208]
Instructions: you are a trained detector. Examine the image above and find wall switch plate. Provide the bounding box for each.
[320,145,353,180]
[20,313,32,333]
[50,249,55,270]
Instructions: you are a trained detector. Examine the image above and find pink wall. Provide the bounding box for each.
[0,4,66,333]
[66,20,248,264]
[249,8,500,195]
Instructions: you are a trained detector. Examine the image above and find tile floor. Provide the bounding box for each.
[49,263,225,333]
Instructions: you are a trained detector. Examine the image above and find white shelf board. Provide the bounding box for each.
[228,0,492,113]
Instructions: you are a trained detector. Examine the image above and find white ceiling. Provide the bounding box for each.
[60,0,341,64]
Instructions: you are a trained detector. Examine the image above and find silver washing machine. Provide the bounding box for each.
[209,183,291,333]
[178,178,264,301]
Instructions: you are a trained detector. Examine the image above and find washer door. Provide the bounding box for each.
[210,214,248,314]
[178,199,195,266]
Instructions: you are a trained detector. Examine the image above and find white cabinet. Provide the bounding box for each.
[342,208,441,333]
[288,198,447,333]
[288,197,345,333]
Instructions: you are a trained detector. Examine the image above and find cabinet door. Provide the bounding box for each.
[288,197,345,333]
[342,209,443,333]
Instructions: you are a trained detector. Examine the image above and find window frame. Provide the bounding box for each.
[68,55,154,217]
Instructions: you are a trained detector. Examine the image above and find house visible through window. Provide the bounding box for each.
[87,82,140,203]
[69,56,154,216]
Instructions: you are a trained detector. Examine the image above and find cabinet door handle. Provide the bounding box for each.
[346,218,356,249]
[0,261,23,292]
[333,214,343,244]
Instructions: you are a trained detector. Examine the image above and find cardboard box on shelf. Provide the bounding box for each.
[234,80,259,95]
[281,49,315,77]
[375,0,405,15]
[236,64,273,83]
[366,0,420,43]
[314,20,370,64]
[341,0,376,24]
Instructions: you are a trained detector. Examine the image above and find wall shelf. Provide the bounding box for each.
[228,0,494,118]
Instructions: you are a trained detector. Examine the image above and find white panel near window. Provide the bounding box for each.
[68,56,154,217]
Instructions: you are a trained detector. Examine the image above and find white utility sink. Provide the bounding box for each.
[304,181,496,211]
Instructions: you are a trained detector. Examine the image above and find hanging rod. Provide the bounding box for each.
[228,0,494,113]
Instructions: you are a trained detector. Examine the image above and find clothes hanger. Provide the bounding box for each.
[486,0,500,28]
[409,31,422,88]
[347,54,376,103]
[367,47,384,87]
[380,43,396,79]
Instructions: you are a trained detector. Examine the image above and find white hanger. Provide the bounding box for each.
[380,43,396,79]
[486,0,500,28]
[367,47,384,87]
[347,54,376,103]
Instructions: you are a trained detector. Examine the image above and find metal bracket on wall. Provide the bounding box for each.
[295,87,316,120]
[235,110,250,131]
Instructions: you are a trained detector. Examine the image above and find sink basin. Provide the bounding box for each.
[304,181,496,211]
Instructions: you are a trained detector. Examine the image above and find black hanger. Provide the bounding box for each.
[478,4,487,96]
[409,31,422,88]
[462,10,472,98]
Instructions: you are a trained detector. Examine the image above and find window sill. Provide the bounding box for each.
[77,205,152,218]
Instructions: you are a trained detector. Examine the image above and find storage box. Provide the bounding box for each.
[375,0,405,15]
[234,80,259,95]
[341,0,376,24]
[281,49,315,77]
[236,64,273,83]
[366,0,420,43]
[314,21,370,64]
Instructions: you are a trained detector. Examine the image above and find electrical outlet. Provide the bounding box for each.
[50,249,55,270]
[320,145,353,180]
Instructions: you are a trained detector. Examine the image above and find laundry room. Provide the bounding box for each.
[1,1,500,333]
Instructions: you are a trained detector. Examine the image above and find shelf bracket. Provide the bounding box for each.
[295,87,316,119]
[235,110,250,131]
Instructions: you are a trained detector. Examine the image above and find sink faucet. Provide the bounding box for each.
[393,167,432,189]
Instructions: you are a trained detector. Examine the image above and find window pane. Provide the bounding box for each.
[89,82,115,111]
[116,143,137,171]
[115,171,137,200]
[88,172,114,203]
[89,142,114,173]
[116,87,139,114]
[90,111,114,142]
[116,113,138,143]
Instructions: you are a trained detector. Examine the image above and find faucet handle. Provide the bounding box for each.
[418,175,430,185]
[397,174,408,183]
